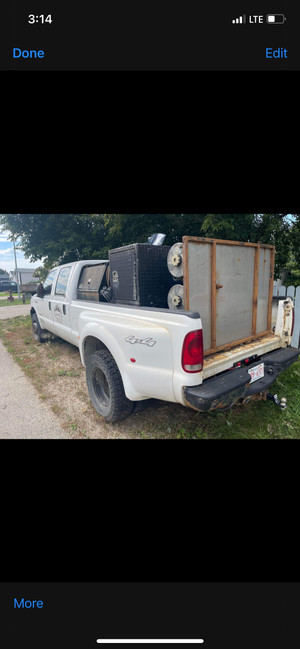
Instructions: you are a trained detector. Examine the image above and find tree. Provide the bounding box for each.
[102,214,292,279]
[102,214,208,251]
[285,214,300,286]
[201,214,256,241]
[252,214,293,279]
[0,268,9,276]
[289,214,300,265]
[201,214,296,279]
[0,213,295,280]
[0,214,107,267]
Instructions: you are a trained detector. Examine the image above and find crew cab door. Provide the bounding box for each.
[51,266,73,343]
[35,269,58,333]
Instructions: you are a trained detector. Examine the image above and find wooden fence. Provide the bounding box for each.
[273,285,300,349]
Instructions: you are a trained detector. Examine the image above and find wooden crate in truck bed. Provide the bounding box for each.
[182,236,275,355]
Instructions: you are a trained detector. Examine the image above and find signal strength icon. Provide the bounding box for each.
[232,14,247,23]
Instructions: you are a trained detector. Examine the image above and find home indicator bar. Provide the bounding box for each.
[96,641,204,645]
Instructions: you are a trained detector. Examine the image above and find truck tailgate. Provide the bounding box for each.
[202,334,283,379]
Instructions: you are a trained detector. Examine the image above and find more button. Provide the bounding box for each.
[14,598,44,608]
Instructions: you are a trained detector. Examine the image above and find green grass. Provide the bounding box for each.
[0,298,29,307]
[0,314,299,439]
[175,361,300,439]
[0,290,31,306]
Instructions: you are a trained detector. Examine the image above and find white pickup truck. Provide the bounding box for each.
[30,242,300,423]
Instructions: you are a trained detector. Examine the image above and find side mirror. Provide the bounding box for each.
[37,283,45,298]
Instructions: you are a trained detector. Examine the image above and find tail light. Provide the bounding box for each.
[182,329,204,373]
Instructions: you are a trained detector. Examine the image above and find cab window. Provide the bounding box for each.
[43,270,58,295]
[55,267,71,297]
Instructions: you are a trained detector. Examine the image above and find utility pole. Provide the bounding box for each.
[13,237,21,299]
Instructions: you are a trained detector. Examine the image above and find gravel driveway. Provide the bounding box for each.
[0,304,31,319]
[0,337,70,439]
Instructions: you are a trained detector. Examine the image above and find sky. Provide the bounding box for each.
[0,231,42,274]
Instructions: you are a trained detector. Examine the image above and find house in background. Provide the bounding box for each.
[9,268,39,285]
[0,272,9,282]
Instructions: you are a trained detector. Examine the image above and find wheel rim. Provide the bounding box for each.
[92,368,110,406]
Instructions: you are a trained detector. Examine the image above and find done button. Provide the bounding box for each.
[13,48,45,59]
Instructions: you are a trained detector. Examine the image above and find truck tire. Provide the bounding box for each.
[86,350,134,423]
[31,312,48,343]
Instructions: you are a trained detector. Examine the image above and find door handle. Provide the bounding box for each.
[48,301,51,310]
[63,304,66,315]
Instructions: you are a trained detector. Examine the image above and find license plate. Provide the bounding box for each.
[248,363,264,384]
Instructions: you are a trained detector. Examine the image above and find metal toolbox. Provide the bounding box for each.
[109,243,174,307]
[77,263,108,301]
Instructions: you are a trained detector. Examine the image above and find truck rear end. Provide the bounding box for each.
[169,237,299,412]
[75,238,299,418]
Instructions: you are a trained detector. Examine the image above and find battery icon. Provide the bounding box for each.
[266,14,286,23]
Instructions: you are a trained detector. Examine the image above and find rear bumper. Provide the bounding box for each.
[184,346,300,412]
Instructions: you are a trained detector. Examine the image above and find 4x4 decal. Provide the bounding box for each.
[125,335,156,347]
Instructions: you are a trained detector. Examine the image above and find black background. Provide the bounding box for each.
[2,441,300,581]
